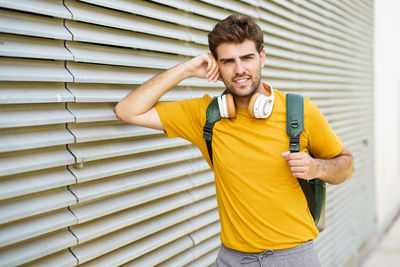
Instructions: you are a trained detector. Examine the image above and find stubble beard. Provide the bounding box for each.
[223,69,262,99]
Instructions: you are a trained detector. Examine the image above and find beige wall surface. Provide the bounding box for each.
[374,0,400,231]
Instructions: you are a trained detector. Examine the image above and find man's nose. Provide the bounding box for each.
[234,60,245,74]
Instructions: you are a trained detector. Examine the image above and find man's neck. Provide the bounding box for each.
[234,82,267,108]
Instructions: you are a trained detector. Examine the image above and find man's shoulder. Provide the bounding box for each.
[191,93,216,113]
[191,94,214,109]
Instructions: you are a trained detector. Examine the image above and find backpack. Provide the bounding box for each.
[202,93,326,231]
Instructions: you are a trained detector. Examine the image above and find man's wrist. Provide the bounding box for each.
[312,158,325,179]
[177,60,195,79]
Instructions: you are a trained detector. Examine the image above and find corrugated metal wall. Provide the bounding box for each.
[0,0,374,266]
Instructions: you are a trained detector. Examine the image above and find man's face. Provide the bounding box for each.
[215,39,266,98]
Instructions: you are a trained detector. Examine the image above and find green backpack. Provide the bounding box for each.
[202,93,326,231]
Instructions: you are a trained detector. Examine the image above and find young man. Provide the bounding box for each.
[115,14,354,267]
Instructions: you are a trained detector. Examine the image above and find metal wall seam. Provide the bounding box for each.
[62,0,82,172]
[60,5,95,263]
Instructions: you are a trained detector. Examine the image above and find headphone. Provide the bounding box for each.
[216,85,275,119]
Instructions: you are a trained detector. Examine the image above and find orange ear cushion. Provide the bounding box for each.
[248,93,261,118]
[225,93,236,118]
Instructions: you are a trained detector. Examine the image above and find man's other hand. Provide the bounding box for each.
[281,151,319,180]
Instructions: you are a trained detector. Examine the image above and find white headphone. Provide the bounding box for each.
[217,86,275,119]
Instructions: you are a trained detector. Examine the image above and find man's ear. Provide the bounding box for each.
[259,48,266,67]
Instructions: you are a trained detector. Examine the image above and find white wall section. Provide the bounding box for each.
[374,0,400,232]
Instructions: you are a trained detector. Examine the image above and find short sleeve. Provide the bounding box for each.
[154,95,212,146]
[304,98,343,159]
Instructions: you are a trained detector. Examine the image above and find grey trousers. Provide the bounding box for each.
[214,241,321,267]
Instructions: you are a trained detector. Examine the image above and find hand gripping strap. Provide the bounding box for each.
[286,93,321,230]
[203,97,221,165]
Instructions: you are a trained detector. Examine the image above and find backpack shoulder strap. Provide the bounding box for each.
[286,93,304,152]
[203,97,221,165]
[286,93,318,223]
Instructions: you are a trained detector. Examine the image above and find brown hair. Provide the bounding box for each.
[208,14,264,59]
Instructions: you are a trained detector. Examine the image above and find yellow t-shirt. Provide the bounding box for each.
[155,87,343,252]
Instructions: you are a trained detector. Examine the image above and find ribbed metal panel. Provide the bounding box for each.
[0,1,374,266]
[0,33,73,61]
[0,8,72,39]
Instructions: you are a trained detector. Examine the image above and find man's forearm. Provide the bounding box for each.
[313,153,355,184]
[281,147,355,185]
[115,52,219,129]
[115,61,190,123]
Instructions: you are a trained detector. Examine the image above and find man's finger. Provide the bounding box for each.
[205,56,215,78]
[281,151,290,159]
[209,64,220,82]
[287,152,308,160]
[288,160,307,167]
[290,166,306,172]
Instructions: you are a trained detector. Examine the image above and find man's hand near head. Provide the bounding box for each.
[114,52,221,130]
[187,52,221,82]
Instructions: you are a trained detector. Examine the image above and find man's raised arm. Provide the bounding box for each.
[115,52,220,130]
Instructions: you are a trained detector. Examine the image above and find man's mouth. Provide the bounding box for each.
[233,77,250,86]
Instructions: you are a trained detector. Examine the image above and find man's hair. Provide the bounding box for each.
[208,14,264,59]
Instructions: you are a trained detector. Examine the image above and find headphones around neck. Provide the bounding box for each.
[216,85,275,119]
